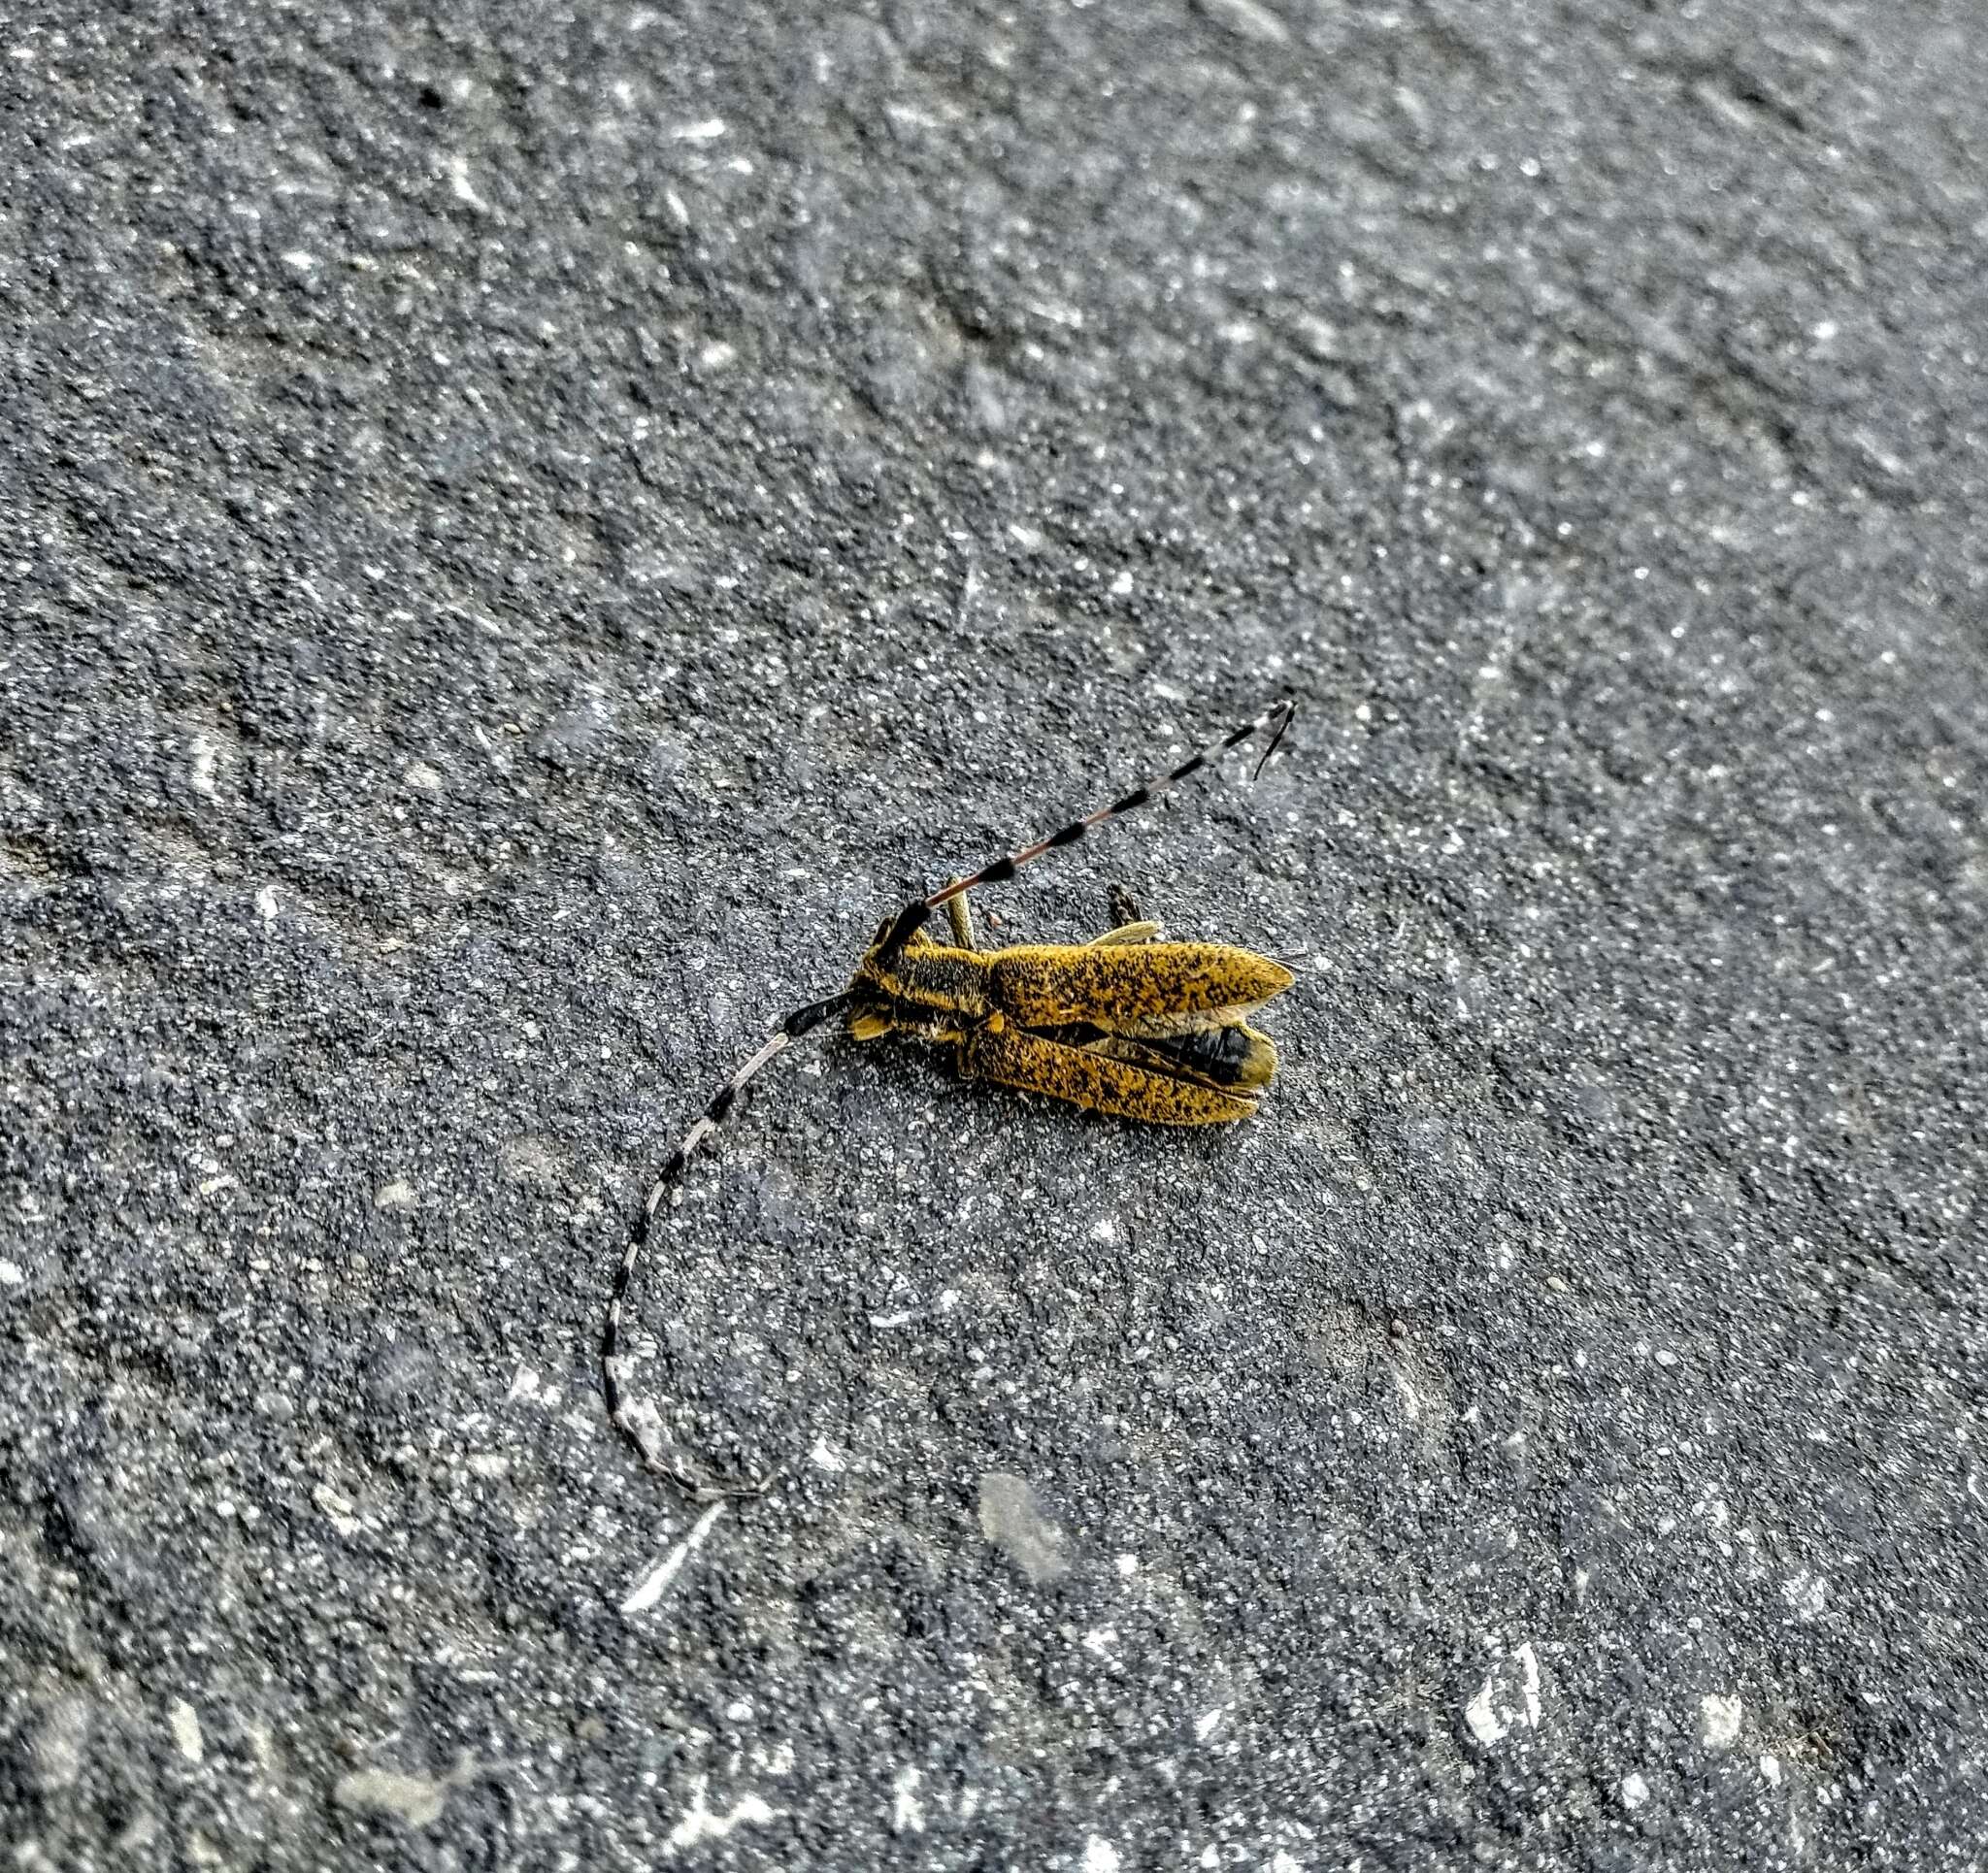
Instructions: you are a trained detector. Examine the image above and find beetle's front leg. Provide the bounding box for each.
[944,876,977,950]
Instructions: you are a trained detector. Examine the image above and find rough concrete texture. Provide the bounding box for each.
[3,0,1984,1866]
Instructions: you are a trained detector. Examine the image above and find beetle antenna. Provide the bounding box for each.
[604,989,853,1497]
[876,697,1295,961]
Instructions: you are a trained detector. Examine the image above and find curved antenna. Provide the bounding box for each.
[875,698,1295,962]
[603,990,853,1498]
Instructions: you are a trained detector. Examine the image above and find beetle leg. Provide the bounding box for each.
[1087,920,1164,946]
[944,876,977,950]
[1088,882,1162,945]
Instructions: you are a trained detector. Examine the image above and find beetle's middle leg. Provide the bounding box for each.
[1089,882,1161,947]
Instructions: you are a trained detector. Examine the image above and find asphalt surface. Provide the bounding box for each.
[4,0,1985,1866]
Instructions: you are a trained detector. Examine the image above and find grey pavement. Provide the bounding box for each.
[2,0,1984,1866]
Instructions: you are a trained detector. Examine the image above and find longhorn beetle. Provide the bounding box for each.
[605,698,1296,1497]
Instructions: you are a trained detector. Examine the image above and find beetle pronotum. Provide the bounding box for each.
[606,699,1296,1495]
